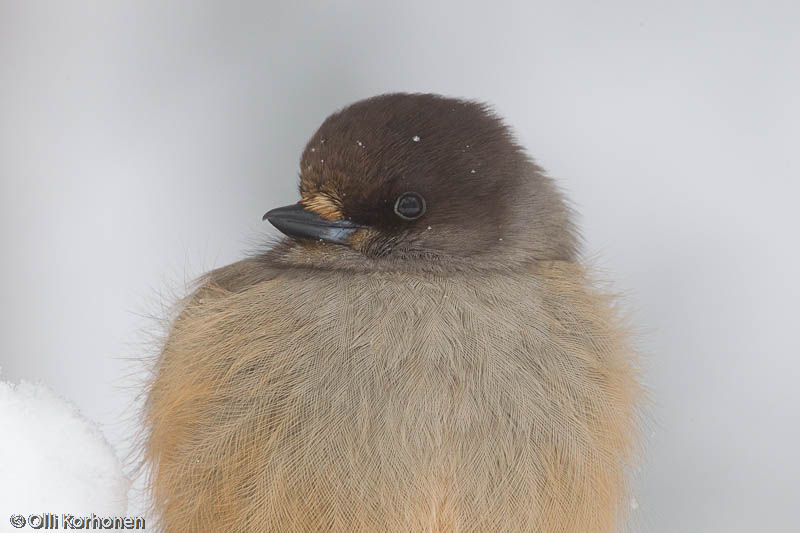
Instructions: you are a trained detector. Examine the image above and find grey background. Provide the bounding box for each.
[2,1,799,530]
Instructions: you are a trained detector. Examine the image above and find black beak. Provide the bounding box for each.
[262,203,366,245]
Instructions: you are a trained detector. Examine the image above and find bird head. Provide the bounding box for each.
[263,93,578,272]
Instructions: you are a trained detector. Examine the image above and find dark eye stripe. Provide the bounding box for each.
[394,192,426,220]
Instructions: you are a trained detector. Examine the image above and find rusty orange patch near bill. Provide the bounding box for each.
[300,192,343,221]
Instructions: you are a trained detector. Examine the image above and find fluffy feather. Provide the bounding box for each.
[145,259,639,531]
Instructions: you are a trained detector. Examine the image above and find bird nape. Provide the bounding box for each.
[144,93,641,532]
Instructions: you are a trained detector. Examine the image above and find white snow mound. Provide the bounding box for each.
[0,372,129,530]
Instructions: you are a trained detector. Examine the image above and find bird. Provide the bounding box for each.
[144,93,641,532]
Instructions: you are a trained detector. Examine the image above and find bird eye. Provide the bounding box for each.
[394,192,426,220]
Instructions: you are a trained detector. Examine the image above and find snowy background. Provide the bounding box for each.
[1,1,799,531]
